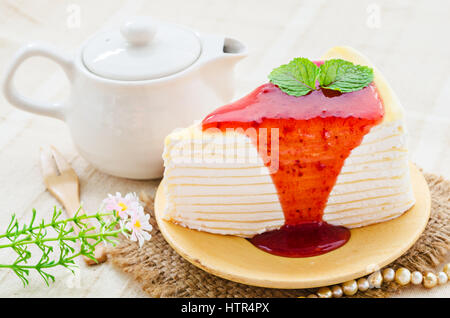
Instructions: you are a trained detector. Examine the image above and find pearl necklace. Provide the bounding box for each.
[303,263,450,298]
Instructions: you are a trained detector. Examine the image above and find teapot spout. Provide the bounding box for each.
[197,34,247,65]
[197,34,247,103]
[222,37,247,58]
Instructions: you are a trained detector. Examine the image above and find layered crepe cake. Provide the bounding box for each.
[161,47,415,257]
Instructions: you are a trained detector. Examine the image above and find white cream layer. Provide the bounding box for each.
[162,120,415,238]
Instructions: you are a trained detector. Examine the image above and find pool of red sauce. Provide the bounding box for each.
[201,62,384,257]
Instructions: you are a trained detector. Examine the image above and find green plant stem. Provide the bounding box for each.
[0,208,126,286]
[0,252,83,269]
[0,212,114,239]
[0,229,123,249]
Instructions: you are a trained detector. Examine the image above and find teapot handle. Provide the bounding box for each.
[2,42,73,120]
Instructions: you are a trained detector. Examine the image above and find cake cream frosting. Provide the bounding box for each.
[161,46,415,238]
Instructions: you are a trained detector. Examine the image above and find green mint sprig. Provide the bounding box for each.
[0,207,125,286]
[269,58,374,96]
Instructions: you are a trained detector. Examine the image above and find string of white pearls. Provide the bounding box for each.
[306,263,450,298]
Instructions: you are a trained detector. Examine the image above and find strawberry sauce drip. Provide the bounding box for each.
[202,75,384,257]
[249,222,350,258]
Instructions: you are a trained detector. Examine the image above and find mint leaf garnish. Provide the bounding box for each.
[268,58,319,97]
[318,59,373,93]
[268,57,374,97]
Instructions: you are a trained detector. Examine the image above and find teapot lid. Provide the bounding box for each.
[82,17,202,81]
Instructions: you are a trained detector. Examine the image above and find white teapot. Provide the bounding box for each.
[2,17,246,179]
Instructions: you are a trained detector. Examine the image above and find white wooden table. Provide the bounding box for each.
[0,0,448,297]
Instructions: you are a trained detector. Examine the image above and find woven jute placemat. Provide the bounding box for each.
[108,172,449,297]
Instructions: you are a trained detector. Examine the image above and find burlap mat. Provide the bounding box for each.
[108,172,450,297]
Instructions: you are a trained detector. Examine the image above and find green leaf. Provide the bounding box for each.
[318,59,373,93]
[268,57,319,97]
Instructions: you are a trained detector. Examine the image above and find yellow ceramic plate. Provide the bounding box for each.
[155,163,430,289]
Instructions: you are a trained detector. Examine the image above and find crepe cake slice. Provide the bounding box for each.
[162,46,415,240]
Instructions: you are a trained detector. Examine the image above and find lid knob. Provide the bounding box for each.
[120,18,157,46]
